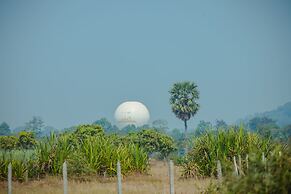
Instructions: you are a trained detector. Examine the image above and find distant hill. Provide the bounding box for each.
[238,101,291,127]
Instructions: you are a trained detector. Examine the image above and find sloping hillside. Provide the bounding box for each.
[239,102,291,127]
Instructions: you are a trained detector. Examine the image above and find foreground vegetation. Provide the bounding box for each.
[177,126,291,193]
[180,126,278,178]
[0,160,212,194]
[206,147,291,194]
[0,125,150,181]
[1,123,290,193]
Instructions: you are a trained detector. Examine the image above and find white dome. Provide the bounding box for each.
[114,101,150,128]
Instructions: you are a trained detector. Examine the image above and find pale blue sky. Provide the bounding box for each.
[0,0,291,129]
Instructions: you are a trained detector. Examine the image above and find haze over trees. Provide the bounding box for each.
[215,119,228,129]
[25,116,44,137]
[93,117,118,134]
[0,122,10,136]
[152,119,169,133]
[195,120,212,136]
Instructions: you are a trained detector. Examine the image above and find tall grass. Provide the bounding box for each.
[76,136,148,176]
[0,125,149,181]
[0,150,35,181]
[181,126,280,177]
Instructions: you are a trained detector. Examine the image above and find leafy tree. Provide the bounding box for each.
[215,119,228,129]
[152,119,169,133]
[73,124,104,143]
[195,120,212,136]
[17,131,36,149]
[0,122,10,136]
[129,129,176,159]
[169,81,200,139]
[25,116,44,137]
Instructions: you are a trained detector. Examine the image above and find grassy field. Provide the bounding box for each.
[0,160,212,194]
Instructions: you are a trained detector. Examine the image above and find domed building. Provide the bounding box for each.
[114,101,150,128]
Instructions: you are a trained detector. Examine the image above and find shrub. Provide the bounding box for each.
[70,124,104,144]
[127,129,177,159]
[0,136,18,150]
[17,131,36,149]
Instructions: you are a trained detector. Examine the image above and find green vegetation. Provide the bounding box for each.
[195,120,212,136]
[0,136,18,150]
[169,81,199,136]
[126,129,177,159]
[93,117,119,134]
[17,131,36,149]
[0,131,36,150]
[181,126,278,177]
[0,83,290,192]
[0,124,149,181]
[206,148,291,194]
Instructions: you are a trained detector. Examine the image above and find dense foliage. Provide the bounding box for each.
[0,136,18,150]
[0,131,36,150]
[126,129,177,158]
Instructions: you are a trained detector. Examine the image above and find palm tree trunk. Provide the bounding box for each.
[184,120,187,139]
[184,120,188,154]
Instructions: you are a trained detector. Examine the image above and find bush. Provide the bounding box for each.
[0,136,18,150]
[72,124,104,143]
[17,131,36,149]
[126,129,177,159]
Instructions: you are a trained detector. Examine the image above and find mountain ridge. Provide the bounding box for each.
[238,101,291,127]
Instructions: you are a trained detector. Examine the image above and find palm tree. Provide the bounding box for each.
[169,81,199,140]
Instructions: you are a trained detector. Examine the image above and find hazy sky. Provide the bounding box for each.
[1,0,291,129]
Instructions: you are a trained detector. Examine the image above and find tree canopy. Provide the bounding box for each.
[169,81,199,133]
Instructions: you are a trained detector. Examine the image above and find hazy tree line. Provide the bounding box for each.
[1,115,290,143]
[0,81,290,147]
